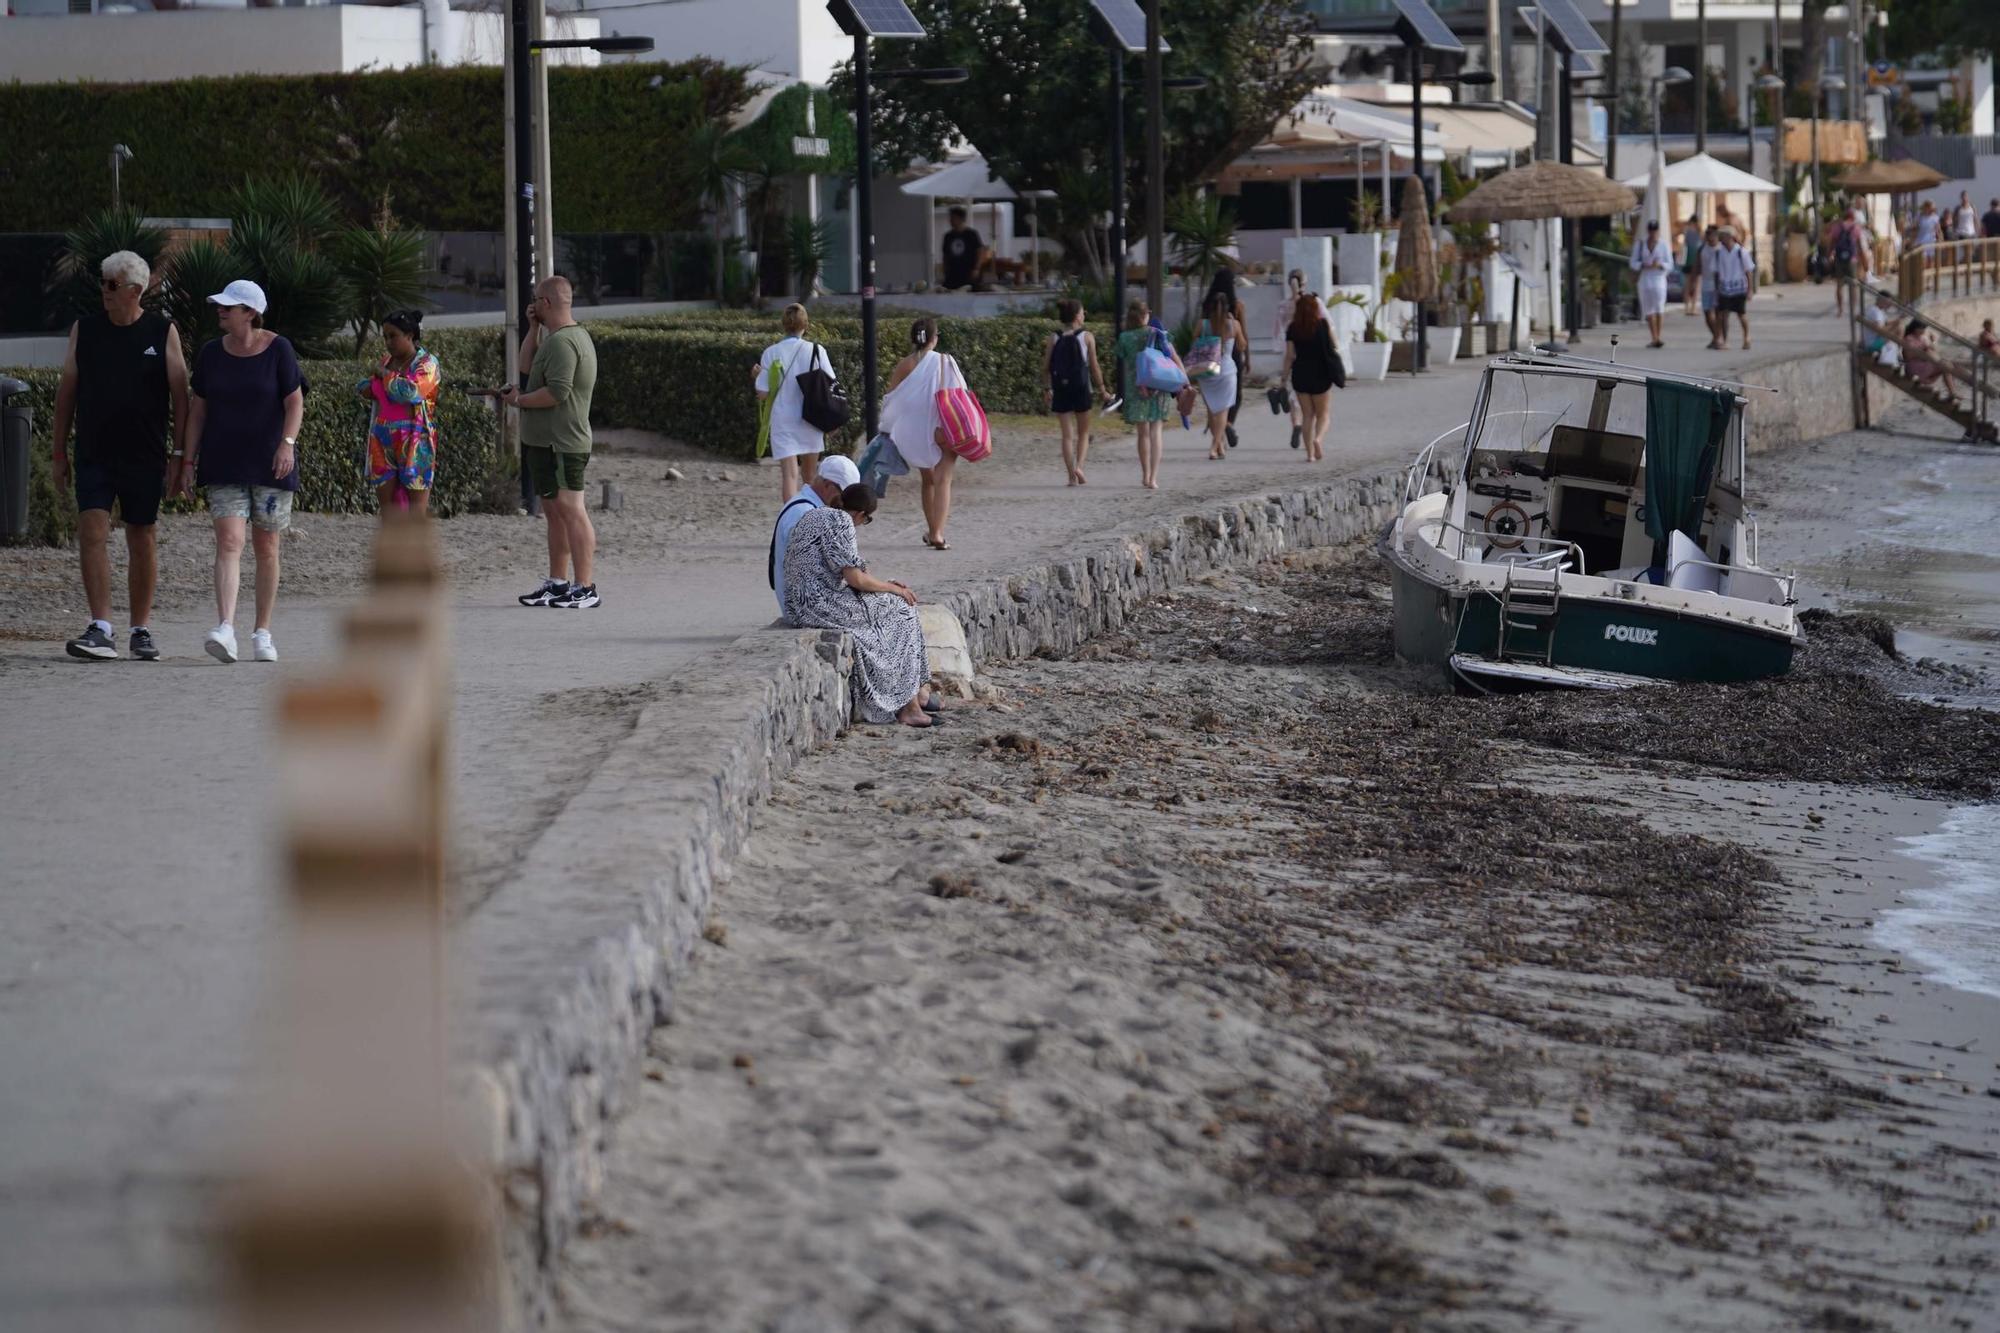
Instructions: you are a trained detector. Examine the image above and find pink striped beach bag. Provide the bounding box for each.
[934,356,991,462]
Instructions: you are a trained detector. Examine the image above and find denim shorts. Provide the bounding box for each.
[207,484,294,532]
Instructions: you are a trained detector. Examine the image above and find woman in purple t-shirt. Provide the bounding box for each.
[181,279,303,664]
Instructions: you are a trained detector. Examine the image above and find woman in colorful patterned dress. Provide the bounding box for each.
[357,309,441,517]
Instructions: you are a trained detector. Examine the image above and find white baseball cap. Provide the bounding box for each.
[817,455,861,489]
[207,279,268,314]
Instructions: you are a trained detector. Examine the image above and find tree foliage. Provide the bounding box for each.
[1880,0,2000,63]
[827,0,1318,271]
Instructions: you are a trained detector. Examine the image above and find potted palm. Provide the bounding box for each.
[1345,276,1398,381]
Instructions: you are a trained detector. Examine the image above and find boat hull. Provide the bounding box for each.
[1384,536,1797,687]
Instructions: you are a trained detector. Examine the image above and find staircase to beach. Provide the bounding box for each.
[1850,247,2000,442]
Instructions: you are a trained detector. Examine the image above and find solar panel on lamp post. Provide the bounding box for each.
[826,0,928,440]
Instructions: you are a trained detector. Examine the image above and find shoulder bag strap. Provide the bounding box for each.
[769,495,816,589]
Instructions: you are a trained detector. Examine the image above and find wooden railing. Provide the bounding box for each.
[1897,238,2000,305]
[1849,277,1998,438]
[220,512,496,1332]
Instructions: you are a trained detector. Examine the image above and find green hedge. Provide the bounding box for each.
[0,61,748,233]
[7,357,505,547]
[582,312,1119,457]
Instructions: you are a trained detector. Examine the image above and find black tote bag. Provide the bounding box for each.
[796,343,850,434]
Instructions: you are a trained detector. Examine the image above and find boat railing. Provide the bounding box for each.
[1403,425,1467,506]
[1661,555,1798,605]
[1424,519,1585,574]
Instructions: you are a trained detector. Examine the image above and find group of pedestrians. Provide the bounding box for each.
[52,251,609,663]
[1635,218,1757,351]
[53,254,309,663]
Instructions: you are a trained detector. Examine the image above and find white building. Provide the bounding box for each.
[564,0,850,87]
[0,2,602,84]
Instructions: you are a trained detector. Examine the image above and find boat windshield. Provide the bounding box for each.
[1462,368,1650,470]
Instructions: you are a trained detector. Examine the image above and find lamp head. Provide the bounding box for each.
[1658,66,1693,87]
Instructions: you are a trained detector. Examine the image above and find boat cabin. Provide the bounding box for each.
[1440,356,1780,603]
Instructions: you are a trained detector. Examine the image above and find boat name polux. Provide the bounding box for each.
[1604,625,1660,646]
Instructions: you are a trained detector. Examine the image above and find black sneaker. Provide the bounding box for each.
[518,578,569,607]
[65,624,118,661]
[1289,425,1302,450]
[552,583,601,609]
[129,628,160,661]
[1226,426,1239,449]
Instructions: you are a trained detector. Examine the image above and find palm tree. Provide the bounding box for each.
[684,118,752,303]
[331,227,428,354]
[1166,192,1238,326]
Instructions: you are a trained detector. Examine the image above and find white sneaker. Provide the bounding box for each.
[204,623,239,663]
[251,629,278,663]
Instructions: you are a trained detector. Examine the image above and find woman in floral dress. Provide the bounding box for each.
[357,308,441,516]
[781,484,937,728]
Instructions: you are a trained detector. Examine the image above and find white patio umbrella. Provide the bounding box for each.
[1619,150,1780,197]
[1641,146,1669,236]
[902,156,1020,289]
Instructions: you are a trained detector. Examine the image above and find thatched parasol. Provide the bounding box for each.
[1444,159,1638,223]
[1834,158,1948,193]
[1392,175,1437,303]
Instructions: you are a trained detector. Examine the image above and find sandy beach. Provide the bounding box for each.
[554,545,2000,1332]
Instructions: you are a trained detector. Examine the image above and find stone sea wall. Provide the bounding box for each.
[466,470,1404,1326]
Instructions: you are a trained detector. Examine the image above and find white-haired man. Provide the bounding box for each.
[767,453,860,619]
[51,250,189,660]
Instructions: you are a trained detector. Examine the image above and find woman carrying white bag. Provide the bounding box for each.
[753,303,839,500]
[881,317,986,551]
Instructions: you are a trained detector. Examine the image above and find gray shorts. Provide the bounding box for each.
[207,484,293,532]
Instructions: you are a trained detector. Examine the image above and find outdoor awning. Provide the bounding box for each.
[901,155,1018,201]
[1620,150,1779,195]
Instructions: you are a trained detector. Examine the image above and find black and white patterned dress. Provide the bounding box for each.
[781,507,929,723]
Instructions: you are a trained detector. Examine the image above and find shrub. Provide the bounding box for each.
[7,355,506,546]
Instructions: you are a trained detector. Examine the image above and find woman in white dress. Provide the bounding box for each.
[1195,290,1243,461]
[753,302,831,500]
[1629,219,1673,348]
[880,317,959,550]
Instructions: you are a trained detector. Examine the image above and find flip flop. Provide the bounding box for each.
[922,697,944,714]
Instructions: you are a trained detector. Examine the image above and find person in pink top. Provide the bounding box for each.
[356,309,441,517]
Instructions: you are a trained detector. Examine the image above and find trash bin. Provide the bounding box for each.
[0,376,29,545]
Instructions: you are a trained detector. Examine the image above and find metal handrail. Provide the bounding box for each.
[1665,554,1798,605]
[1852,276,1996,431]
[1424,519,1585,575]
[1404,424,1468,505]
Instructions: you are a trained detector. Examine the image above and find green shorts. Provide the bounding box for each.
[524,446,589,499]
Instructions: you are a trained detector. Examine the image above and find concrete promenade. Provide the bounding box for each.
[0,285,1936,1328]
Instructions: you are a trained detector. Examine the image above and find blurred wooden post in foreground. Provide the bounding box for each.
[221,512,494,1332]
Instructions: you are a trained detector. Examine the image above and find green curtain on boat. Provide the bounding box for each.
[1643,379,1733,564]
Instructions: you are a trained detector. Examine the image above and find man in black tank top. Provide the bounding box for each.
[51,250,190,661]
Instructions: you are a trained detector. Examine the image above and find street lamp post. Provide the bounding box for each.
[110,144,133,212]
[505,15,653,506]
[840,63,966,438]
[1812,74,1848,243]
[1650,65,1692,156]
[1402,58,1491,371]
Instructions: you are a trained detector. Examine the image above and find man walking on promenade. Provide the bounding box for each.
[768,454,859,619]
[50,250,188,661]
[507,276,601,609]
[1710,228,1757,351]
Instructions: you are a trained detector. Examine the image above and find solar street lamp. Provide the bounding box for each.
[828,0,928,439]
[506,13,655,506]
[1651,65,1693,156]
[1812,74,1847,242]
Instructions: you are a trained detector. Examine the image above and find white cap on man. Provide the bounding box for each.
[817,455,861,489]
[207,279,268,314]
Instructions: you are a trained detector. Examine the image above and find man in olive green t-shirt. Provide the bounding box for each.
[504,275,602,608]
